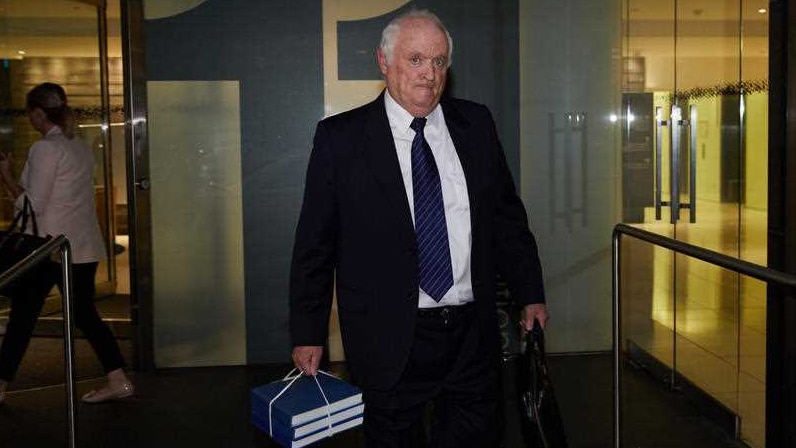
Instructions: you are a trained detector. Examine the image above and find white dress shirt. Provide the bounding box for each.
[384,91,473,308]
[16,126,106,264]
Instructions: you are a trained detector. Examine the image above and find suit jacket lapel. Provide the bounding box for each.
[360,94,415,237]
[357,95,481,244]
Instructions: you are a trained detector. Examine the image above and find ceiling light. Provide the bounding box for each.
[758,8,767,13]
[17,50,25,55]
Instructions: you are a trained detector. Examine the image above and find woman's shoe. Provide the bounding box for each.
[81,381,134,404]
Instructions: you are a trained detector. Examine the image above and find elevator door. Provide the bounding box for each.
[622,1,768,446]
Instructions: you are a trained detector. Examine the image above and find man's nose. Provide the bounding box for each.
[420,62,438,80]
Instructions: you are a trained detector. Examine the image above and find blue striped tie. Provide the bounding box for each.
[410,117,453,302]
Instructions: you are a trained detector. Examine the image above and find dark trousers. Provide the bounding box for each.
[0,261,125,382]
[362,304,502,448]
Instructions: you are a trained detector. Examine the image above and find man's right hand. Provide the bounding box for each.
[292,346,324,376]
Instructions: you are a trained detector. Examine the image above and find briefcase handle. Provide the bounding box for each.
[529,321,546,355]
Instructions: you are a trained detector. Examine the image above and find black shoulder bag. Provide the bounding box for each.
[0,196,51,296]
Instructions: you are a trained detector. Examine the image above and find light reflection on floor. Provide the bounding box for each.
[625,202,767,447]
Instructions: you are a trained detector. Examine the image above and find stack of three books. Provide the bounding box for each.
[251,371,364,447]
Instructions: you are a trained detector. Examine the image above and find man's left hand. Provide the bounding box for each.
[521,303,549,331]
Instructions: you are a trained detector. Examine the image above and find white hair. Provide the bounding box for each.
[379,9,453,67]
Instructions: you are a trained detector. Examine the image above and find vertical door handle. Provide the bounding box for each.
[655,107,666,221]
[688,105,697,223]
[670,105,682,224]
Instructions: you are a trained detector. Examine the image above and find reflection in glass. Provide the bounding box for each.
[621,1,768,446]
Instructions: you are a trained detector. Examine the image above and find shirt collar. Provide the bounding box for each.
[384,89,443,136]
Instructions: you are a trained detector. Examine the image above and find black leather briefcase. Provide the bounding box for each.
[516,322,568,448]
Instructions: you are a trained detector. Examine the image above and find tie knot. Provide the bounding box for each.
[410,117,427,133]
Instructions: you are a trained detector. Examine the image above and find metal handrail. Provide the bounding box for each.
[612,223,796,448]
[0,235,77,448]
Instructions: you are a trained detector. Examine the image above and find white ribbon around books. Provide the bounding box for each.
[268,369,338,437]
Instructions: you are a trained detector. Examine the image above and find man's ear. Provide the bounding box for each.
[376,48,389,76]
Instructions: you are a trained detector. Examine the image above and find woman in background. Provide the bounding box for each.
[0,82,133,404]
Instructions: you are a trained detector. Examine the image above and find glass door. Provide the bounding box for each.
[0,0,127,378]
[671,0,744,442]
[622,1,768,446]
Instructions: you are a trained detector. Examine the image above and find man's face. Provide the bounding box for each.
[378,18,449,118]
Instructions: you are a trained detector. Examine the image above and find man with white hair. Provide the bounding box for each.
[290,9,548,447]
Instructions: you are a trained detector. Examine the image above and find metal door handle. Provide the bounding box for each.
[135,178,150,191]
[670,105,682,224]
[655,107,666,220]
[688,105,697,223]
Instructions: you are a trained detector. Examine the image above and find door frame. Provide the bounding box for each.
[766,1,796,446]
[120,0,154,373]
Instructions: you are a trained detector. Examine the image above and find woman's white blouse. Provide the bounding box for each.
[15,126,106,264]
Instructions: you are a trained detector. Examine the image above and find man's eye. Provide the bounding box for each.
[410,56,421,65]
[433,57,446,68]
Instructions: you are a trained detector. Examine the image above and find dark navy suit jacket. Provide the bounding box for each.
[289,92,545,390]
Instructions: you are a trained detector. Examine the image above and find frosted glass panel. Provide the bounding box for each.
[148,81,246,367]
[519,0,622,352]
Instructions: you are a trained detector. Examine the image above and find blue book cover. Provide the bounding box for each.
[251,374,362,428]
[252,402,364,441]
[267,413,364,448]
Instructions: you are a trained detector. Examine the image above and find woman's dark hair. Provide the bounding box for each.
[26,82,76,138]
